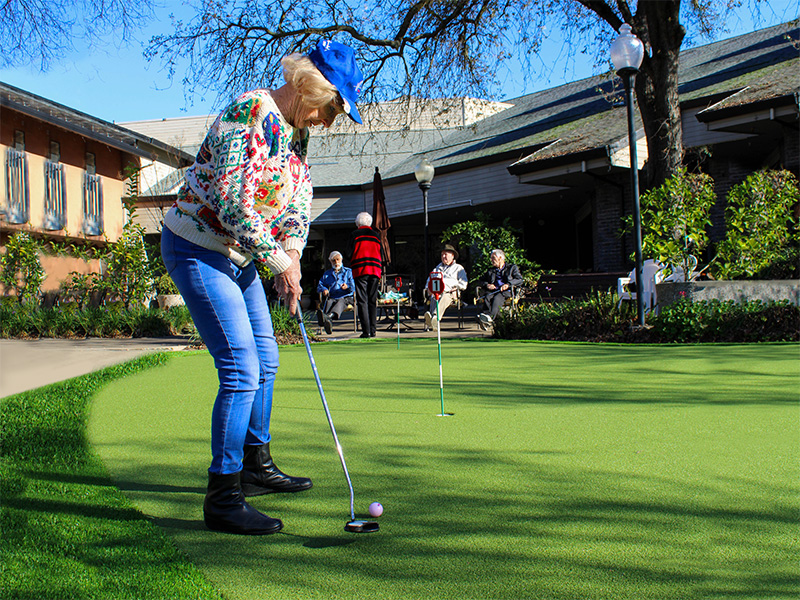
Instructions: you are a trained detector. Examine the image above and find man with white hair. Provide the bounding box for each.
[477,249,524,330]
[346,212,382,337]
[316,250,355,334]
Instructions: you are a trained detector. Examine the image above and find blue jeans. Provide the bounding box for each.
[161,227,279,475]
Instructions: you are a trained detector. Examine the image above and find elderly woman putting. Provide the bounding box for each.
[161,40,364,535]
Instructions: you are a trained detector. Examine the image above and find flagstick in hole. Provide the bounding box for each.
[428,272,453,417]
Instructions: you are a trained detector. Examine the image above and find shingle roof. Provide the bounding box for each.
[121,20,798,187]
[452,20,799,176]
[0,82,194,166]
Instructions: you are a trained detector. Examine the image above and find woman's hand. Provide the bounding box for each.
[275,250,303,314]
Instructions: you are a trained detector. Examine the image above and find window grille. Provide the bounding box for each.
[44,160,67,230]
[83,173,103,236]
[4,147,29,224]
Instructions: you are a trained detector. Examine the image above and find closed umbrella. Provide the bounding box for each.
[372,166,391,265]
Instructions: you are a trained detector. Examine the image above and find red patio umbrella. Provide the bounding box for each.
[372,166,391,265]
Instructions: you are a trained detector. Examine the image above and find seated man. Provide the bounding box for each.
[477,249,523,330]
[424,244,467,331]
[316,251,355,334]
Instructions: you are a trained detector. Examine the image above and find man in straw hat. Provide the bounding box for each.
[424,244,467,331]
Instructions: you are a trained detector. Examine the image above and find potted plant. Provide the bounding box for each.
[155,273,184,309]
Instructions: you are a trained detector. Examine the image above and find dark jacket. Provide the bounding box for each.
[347,227,382,278]
[480,262,524,291]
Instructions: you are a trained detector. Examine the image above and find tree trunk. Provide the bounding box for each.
[634,0,685,189]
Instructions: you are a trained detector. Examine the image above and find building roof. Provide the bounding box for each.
[0,82,194,167]
[121,20,798,190]
[490,20,799,177]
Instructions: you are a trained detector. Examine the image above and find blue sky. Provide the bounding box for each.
[0,2,796,124]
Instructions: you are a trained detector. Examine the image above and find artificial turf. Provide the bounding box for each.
[88,339,799,600]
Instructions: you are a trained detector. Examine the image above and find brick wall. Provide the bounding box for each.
[593,178,628,272]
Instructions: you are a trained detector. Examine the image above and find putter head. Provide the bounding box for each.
[345,520,379,533]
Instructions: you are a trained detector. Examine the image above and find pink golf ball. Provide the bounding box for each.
[368,502,383,517]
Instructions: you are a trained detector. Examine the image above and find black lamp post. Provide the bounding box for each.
[611,23,646,327]
[414,158,435,275]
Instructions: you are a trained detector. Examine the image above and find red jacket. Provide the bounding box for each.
[348,227,382,278]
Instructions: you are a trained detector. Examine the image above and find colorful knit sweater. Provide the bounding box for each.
[164,89,311,274]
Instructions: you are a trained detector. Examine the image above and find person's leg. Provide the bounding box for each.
[438,291,455,316]
[482,293,492,314]
[163,231,260,475]
[239,265,278,447]
[239,270,312,495]
[367,275,380,336]
[354,276,370,336]
[162,228,282,534]
[489,291,509,318]
[329,296,347,319]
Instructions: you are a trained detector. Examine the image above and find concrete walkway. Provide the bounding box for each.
[0,310,488,399]
[0,337,191,398]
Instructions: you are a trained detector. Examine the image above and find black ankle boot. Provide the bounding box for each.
[203,471,283,535]
[241,442,313,497]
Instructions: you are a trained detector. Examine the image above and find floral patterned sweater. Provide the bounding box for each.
[164,89,312,274]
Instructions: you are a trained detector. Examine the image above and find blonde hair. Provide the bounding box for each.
[282,53,341,109]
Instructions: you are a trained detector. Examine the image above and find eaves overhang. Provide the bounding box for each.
[0,85,194,167]
[696,90,798,123]
[508,146,610,180]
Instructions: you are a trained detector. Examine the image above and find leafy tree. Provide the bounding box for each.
[713,170,800,280]
[0,232,45,304]
[102,167,153,308]
[623,167,716,280]
[1,0,154,70]
[144,0,772,187]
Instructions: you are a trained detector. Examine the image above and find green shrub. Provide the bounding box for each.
[713,169,799,280]
[493,295,799,343]
[155,272,180,295]
[494,290,635,341]
[0,302,303,342]
[623,167,716,280]
[650,298,800,343]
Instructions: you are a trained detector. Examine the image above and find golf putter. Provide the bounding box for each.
[295,300,379,534]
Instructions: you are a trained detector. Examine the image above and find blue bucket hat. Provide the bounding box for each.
[308,39,364,124]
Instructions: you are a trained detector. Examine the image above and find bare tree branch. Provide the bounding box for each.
[0,0,155,69]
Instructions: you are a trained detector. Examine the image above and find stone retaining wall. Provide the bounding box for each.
[656,280,800,308]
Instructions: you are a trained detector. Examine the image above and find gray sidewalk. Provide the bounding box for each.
[0,337,191,398]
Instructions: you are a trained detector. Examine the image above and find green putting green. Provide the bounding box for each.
[89,339,799,600]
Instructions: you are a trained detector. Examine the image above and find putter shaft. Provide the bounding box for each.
[296,302,356,522]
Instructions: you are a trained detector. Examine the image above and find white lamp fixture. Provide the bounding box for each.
[610,23,644,73]
[414,158,435,186]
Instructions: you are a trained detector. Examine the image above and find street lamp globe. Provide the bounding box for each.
[414,159,435,186]
[610,23,644,74]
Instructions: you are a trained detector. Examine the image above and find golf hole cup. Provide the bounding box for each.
[368,502,383,517]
